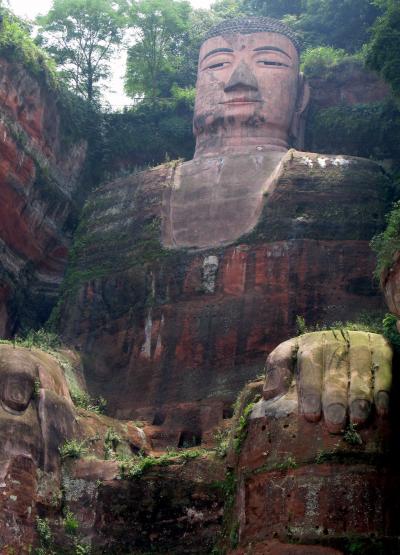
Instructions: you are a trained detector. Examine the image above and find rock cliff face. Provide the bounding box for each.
[0,58,87,336]
[307,60,389,110]
[58,151,389,448]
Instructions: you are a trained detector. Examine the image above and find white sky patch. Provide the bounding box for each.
[8,0,213,108]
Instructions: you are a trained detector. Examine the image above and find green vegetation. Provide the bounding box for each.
[33,378,42,399]
[36,0,125,102]
[295,312,385,336]
[366,0,400,100]
[344,423,363,446]
[0,9,57,87]
[229,521,239,549]
[1,0,396,181]
[125,0,191,99]
[43,346,108,415]
[372,200,400,277]
[70,389,107,414]
[233,401,255,454]
[244,0,382,51]
[242,0,302,19]
[382,313,400,351]
[253,456,298,473]
[104,427,122,459]
[295,315,307,336]
[295,311,400,352]
[102,95,195,173]
[315,448,336,464]
[118,448,205,479]
[0,329,61,351]
[64,510,79,536]
[35,517,53,555]
[301,46,350,77]
[59,439,87,459]
[36,508,90,554]
[275,456,298,470]
[306,99,400,161]
[63,509,92,553]
[210,469,238,555]
[74,544,91,555]
[22,329,61,351]
[346,536,387,555]
[214,428,230,459]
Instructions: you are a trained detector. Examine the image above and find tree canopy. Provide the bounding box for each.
[242,0,382,52]
[366,0,400,99]
[124,0,191,99]
[36,0,125,102]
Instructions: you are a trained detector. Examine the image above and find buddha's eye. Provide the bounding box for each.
[205,61,230,70]
[257,60,289,68]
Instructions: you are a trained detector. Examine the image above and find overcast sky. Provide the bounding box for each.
[8,0,213,107]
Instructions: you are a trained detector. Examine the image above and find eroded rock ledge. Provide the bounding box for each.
[1,341,399,554]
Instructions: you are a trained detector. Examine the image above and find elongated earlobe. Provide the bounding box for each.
[290,73,310,150]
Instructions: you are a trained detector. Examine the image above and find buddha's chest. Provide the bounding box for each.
[161,151,285,249]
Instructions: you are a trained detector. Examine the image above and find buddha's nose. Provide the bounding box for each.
[224,61,259,93]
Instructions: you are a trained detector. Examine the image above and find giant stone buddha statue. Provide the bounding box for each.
[57,17,390,448]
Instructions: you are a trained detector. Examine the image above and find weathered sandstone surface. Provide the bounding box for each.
[58,151,390,448]
[307,61,390,110]
[0,343,224,554]
[0,58,87,336]
[2,339,398,554]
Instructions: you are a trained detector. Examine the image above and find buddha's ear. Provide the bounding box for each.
[290,73,310,150]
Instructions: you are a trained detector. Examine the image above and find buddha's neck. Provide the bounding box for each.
[194,132,289,158]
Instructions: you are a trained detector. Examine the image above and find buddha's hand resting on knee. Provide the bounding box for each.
[263,331,392,433]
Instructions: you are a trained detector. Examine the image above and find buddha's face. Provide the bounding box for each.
[1,355,36,413]
[194,31,301,155]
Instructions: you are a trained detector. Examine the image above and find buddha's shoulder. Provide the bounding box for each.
[96,161,179,200]
[282,149,385,177]
[93,150,387,207]
[268,149,388,198]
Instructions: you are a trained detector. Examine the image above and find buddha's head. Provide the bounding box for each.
[193,17,309,157]
[0,345,75,477]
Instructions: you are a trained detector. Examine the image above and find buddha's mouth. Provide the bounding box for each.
[220,98,262,104]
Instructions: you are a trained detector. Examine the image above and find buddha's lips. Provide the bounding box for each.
[219,98,262,104]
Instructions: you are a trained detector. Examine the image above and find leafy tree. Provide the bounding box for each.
[210,0,246,19]
[301,46,348,77]
[366,0,400,99]
[124,0,191,99]
[243,0,382,53]
[294,0,382,52]
[36,0,125,102]
[242,0,303,18]
[102,91,195,174]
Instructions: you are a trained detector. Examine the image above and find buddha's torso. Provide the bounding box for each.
[58,151,388,448]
